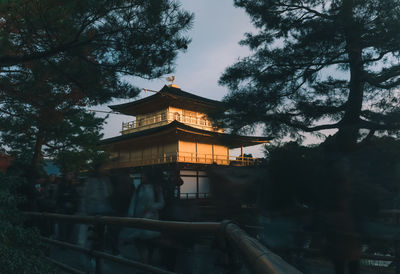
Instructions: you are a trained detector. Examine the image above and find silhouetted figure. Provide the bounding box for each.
[159,172,184,271]
[39,174,59,237]
[57,172,79,242]
[126,170,165,264]
[45,174,59,205]
[85,164,112,216]
[106,171,134,255]
[18,166,42,212]
[15,166,53,234]
[34,174,59,237]
[80,163,113,256]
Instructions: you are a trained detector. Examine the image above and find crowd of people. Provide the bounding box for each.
[16,164,179,270]
[18,168,80,241]
[12,160,369,273]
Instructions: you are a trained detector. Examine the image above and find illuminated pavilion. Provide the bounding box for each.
[100,84,270,199]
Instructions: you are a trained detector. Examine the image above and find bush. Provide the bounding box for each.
[0,174,56,274]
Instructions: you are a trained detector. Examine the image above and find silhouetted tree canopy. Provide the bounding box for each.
[219,0,400,151]
[0,0,193,166]
[0,0,192,103]
[263,138,398,212]
[0,0,192,75]
[0,89,106,169]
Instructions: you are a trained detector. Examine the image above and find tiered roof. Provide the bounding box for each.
[102,85,271,149]
[109,85,224,116]
[100,120,271,149]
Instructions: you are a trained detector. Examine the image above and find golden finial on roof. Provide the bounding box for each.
[166,75,179,88]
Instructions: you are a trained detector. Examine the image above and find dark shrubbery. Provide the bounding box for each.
[263,138,399,213]
[0,174,56,274]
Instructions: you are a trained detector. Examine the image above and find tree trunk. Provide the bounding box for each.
[32,132,44,167]
[334,0,365,152]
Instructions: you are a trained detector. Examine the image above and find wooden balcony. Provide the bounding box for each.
[121,112,219,134]
[105,151,260,169]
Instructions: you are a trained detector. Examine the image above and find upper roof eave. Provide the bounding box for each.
[109,85,224,115]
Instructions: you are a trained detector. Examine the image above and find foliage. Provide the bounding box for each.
[262,142,324,209]
[0,174,56,274]
[47,110,109,173]
[262,138,399,212]
[0,93,106,169]
[55,147,109,174]
[0,0,193,166]
[219,0,400,151]
[0,0,193,74]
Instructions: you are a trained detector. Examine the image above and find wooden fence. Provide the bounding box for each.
[23,212,302,274]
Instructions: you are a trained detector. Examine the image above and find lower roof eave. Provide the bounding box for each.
[99,120,272,149]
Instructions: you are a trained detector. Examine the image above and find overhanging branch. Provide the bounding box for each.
[278,1,335,20]
[358,118,400,130]
[0,38,94,67]
[263,113,341,132]
[364,65,400,88]
[295,122,341,132]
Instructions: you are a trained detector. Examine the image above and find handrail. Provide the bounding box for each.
[224,223,302,274]
[23,212,302,274]
[24,212,220,234]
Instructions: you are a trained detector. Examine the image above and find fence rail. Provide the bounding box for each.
[41,237,174,274]
[24,212,301,274]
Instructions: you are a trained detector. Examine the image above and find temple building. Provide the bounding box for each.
[100,84,270,200]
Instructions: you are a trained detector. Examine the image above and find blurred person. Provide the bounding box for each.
[80,163,113,257]
[106,171,134,255]
[84,163,113,216]
[56,171,79,242]
[18,166,42,212]
[45,174,59,206]
[34,175,55,237]
[38,174,59,237]
[125,170,165,264]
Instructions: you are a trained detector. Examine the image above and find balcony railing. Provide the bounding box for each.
[106,152,261,169]
[180,192,211,199]
[121,112,216,134]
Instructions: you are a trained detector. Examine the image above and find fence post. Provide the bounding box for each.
[217,220,242,274]
[93,221,105,274]
[395,240,400,274]
[395,213,400,274]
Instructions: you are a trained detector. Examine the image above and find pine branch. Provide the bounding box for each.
[359,118,400,130]
[364,65,400,88]
[277,1,335,20]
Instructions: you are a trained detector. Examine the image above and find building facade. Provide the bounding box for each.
[100,84,270,200]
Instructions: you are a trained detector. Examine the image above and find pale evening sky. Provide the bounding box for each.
[95,0,297,157]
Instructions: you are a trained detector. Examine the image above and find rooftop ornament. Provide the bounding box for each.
[166,75,179,88]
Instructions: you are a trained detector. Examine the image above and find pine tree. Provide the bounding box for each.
[0,0,193,166]
[220,0,400,151]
